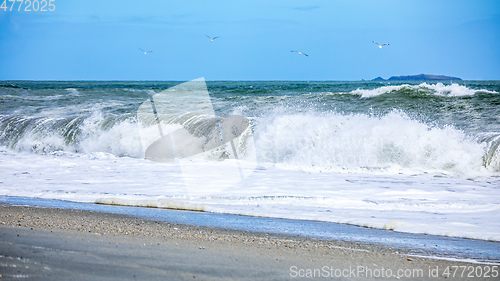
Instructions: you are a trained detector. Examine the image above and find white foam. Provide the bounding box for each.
[255,110,494,177]
[350,83,498,98]
[1,146,499,241]
[3,108,498,178]
[79,112,143,158]
[1,112,144,158]
[65,88,80,96]
[406,254,500,265]
[422,82,498,96]
[351,85,409,97]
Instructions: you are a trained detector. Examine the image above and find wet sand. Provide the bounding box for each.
[0,204,497,280]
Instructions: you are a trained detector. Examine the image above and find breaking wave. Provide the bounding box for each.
[350,83,498,98]
[255,110,499,177]
[0,112,143,158]
[1,108,499,177]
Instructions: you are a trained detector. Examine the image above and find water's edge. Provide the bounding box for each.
[1,196,498,263]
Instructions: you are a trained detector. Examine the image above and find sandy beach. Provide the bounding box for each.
[1,204,497,280]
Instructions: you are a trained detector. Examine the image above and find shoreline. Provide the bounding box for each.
[1,196,499,262]
[1,204,499,280]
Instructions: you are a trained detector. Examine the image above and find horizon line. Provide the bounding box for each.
[2,78,497,83]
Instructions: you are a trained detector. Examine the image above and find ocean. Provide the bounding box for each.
[1,79,499,241]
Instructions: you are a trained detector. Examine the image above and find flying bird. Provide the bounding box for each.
[373,41,389,48]
[291,50,308,57]
[139,48,153,55]
[206,35,219,42]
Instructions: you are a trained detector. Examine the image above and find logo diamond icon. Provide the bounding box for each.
[137,78,257,196]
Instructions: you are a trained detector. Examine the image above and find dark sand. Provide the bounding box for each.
[0,204,498,280]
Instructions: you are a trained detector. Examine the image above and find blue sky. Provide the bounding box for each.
[1,0,499,81]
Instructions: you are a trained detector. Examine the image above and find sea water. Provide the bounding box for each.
[0,80,499,241]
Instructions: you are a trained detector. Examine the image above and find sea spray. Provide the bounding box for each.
[1,110,498,177]
[79,111,143,158]
[0,112,143,157]
[255,110,490,176]
[350,82,498,98]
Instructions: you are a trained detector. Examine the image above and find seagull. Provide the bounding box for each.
[373,41,389,48]
[291,50,308,57]
[139,48,153,55]
[206,35,219,42]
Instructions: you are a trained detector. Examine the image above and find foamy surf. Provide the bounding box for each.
[1,80,499,242]
[255,110,497,177]
[350,82,498,98]
[2,110,498,177]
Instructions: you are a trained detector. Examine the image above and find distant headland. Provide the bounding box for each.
[372,74,462,81]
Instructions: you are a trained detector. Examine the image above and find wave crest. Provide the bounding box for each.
[255,110,497,177]
[351,83,498,98]
[0,112,143,158]
[1,108,499,177]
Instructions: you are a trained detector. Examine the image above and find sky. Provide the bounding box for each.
[0,0,499,81]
